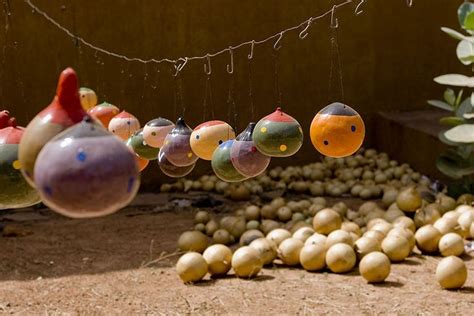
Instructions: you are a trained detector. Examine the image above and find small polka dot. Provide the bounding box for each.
[187,152,193,158]
[196,135,200,140]
[351,125,356,132]
[43,186,53,196]
[324,140,329,146]
[127,121,131,125]
[127,177,135,193]
[218,140,223,145]
[77,150,87,162]
[260,127,267,133]
[12,160,21,170]
[151,131,157,136]
[280,144,287,152]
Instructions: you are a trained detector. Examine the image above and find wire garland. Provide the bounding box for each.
[23,0,414,75]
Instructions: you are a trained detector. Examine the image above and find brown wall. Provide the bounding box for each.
[0,0,467,184]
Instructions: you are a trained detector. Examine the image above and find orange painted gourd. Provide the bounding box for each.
[88,102,120,128]
[310,102,365,158]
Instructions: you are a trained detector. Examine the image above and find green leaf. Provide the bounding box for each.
[456,90,465,108]
[440,116,465,126]
[434,74,474,87]
[456,98,473,117]
[442,27,474,42]
[459,2,474,29]
[428,100,453,111]
[457,39,474,65]
[439,131,463,146]
[437,152,474,179]
[444,89,456,105]
[444,124,474,143]
[465,11,474,30]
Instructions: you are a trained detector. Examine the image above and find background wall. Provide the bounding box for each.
[0,0,467,184]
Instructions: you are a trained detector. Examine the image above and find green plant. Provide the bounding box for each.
[428,2,474,196]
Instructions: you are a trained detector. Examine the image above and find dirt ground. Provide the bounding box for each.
[1,193,474,315]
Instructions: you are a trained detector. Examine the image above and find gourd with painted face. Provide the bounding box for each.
[142,117,174,149]
[18,67,87,186]
[159,117,198,167]
[108,111,141,141]
[126,128,159,160]
[34,116,140,218]
[79,87,98,111]
[0,113,41,209]
[230,122,271,178]
[310,102,365,158]
[190,120,235,161]
[252,107,303,157]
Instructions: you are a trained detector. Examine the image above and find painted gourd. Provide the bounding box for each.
[190,120,235,161]
[158,150,195,178]
[211,140,247,182]
[79,87,98,111]
[230,122,271,178]
[88,102,120,128]
[142,117,174,149]
[252,107,303,157]
[126,128,159,160]
[159,117,198,167]
[135,154,150,172]
[108,111,141,141]
[34,116,140,218]
[18,67,86,186]
[310,102,365,158]
[0,114,41,209]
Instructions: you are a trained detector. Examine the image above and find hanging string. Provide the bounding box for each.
[273,50,283,108]
[202,73,214,122]
[173,73,186,117]
[141,63,148,101]
[328,27,345,102]
[0,0,12,103]
[247,56,255,121]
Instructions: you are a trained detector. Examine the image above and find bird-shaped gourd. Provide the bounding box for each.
[34,116,140,218]
[159,117,198,167]
[88,102,120,128]
[18,67,87,186]
[142,117,174,149]
[190,120,235,161]
[79,87,98,111]
[252,107,303,157]
[230,122,271,178]
[212,140,247,182]
[310,102,365,158]
[127,128,159,160]
[0,112,41,209]
[108,111,141,141]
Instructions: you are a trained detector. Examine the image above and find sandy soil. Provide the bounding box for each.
[1,193,473,315]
